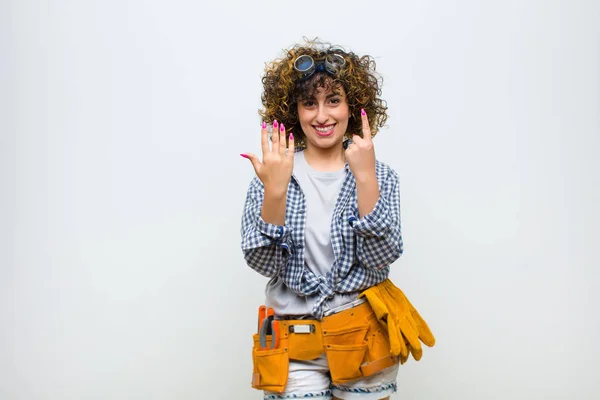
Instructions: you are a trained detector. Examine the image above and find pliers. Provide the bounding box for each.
[258,306,279,350]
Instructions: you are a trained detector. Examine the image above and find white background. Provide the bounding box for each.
[2,0,599,399]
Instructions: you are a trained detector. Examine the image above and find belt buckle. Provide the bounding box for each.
[289,324,315,334]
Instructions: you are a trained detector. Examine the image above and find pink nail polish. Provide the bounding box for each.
[361,109,366,116]
[280,123,285,132]
[273,120,278,129]
[289,132,294,140]
[262,122,267,129]
[240,153,249,159]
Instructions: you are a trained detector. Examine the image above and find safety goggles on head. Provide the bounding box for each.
[293,53,346,81]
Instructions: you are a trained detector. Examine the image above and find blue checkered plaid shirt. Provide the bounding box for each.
[241,159,403,319]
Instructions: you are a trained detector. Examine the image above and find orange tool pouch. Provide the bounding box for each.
[251,332,290,393]
[251,302,398,392]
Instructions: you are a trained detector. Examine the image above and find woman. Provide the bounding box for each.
[241,40,405,400]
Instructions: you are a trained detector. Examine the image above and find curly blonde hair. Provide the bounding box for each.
[259,39,388,148]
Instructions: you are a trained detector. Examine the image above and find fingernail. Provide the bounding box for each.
[280,123,285,132]
[262,121,266,129]
[361,109,366,116]
[273,120,278,129]
[289,132,294,140]
[240,153,249,159]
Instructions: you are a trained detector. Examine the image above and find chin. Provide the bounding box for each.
[308,137,344,149]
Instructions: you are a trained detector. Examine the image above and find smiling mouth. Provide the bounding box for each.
[314,124,336,136]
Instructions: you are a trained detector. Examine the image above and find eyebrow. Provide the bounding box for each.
[302,93,343,101]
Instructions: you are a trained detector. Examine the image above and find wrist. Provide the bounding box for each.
[264,187,287,200]
[353,169,377,184]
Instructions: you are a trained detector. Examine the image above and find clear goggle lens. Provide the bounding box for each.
[294,55,314,72]
[293,54,346,79]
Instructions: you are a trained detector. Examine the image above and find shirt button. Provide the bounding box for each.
[348,216,357,226]
[276,227,283,237]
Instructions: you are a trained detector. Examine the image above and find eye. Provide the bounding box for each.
[302,100,316,107]
[329,97,341,104]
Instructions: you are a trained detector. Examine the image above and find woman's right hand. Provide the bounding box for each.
[242,120,294,197]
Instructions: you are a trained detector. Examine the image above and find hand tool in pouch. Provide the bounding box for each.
[259,307,278,350]
[257,305,267,332]
[270,320,280,349]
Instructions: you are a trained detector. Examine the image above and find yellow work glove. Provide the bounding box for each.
[381,280,435,346]
[381,281,423,359]
[360,285,410,360]
[394,282,435,348]
[360,279,435,363]
[380,279,435,361]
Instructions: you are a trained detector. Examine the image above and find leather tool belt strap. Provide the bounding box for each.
[251,301,398,393]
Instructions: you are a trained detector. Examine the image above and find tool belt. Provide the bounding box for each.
[251,300,398,393]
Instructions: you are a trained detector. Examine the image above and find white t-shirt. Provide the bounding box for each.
[265,151,359,317]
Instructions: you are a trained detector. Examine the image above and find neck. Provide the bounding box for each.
[303,143,346,172]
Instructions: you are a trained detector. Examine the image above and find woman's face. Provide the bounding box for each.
[297,83,350,150]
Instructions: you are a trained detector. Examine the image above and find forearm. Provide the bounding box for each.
[352,167,403,269]
[356,173,379,218]
[241,180,291,277]
[261,189,287,226]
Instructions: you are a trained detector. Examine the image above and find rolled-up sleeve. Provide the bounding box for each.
[241,178,292,277]
[351,169,403,270]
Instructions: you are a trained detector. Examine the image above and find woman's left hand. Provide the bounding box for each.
[345,109,377,182]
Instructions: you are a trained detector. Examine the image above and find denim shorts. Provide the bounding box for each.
[263,353,399,400]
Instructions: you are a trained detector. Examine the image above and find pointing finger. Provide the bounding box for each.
[361,109,373,143]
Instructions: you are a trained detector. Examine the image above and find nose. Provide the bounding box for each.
[316,104,329,125]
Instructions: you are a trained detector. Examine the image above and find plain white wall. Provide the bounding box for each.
[2,0,599,399]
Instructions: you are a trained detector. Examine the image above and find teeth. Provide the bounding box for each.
[315,125,334,132]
